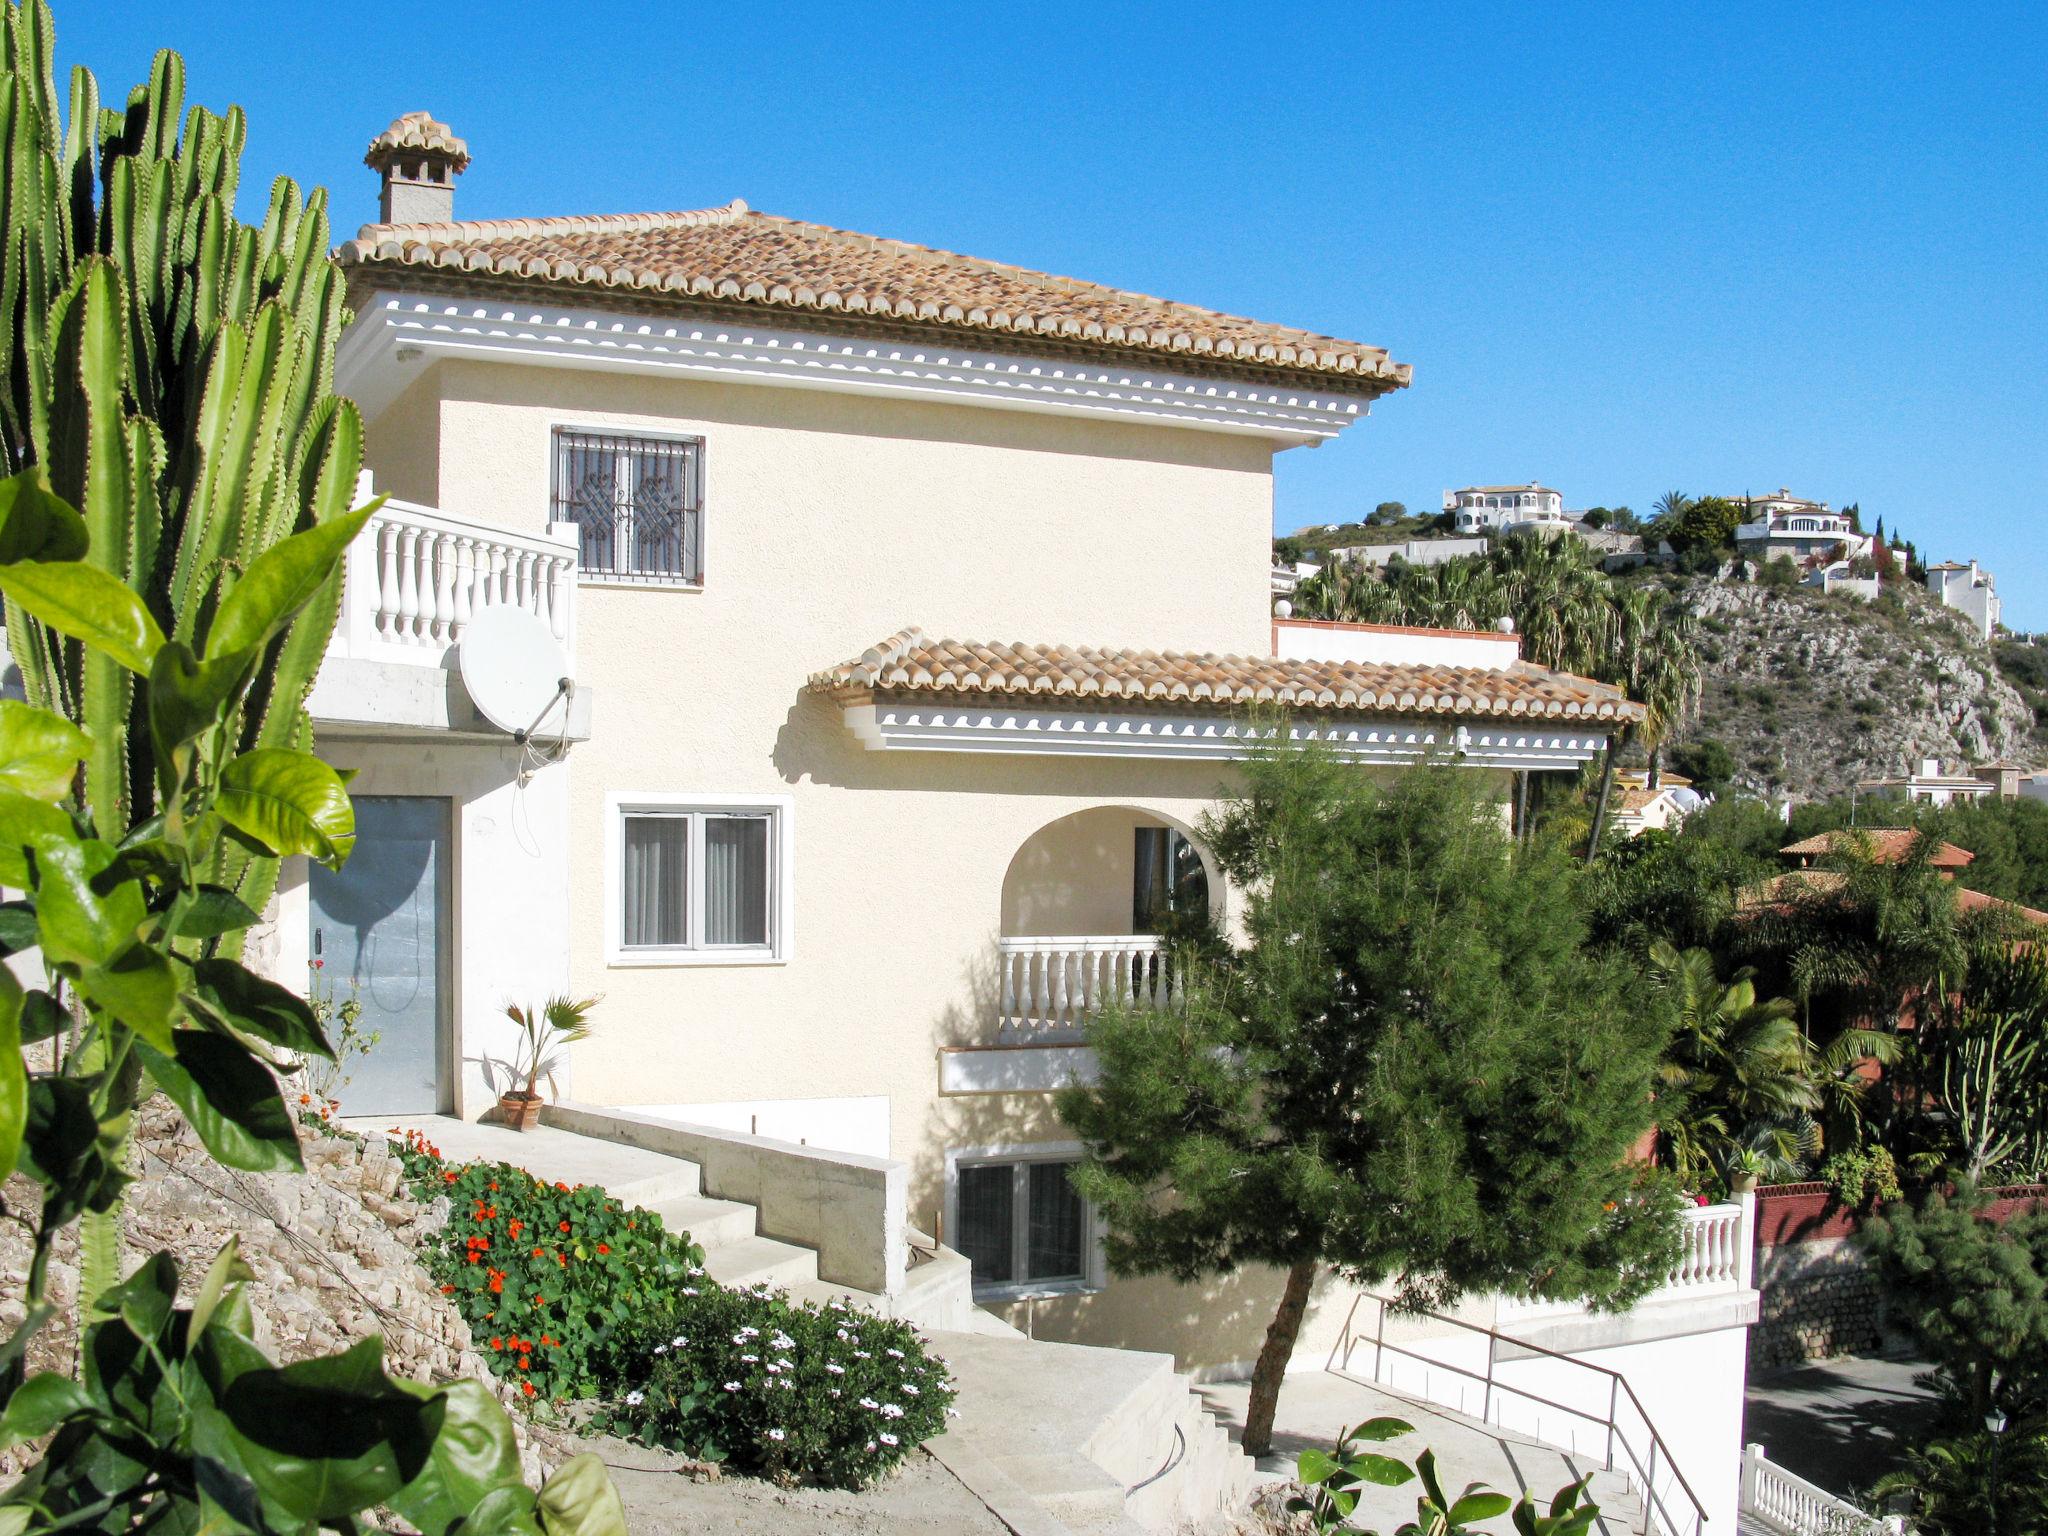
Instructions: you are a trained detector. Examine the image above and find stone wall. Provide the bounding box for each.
[0,1100,564,1483]
[1749,1238,1886,1371]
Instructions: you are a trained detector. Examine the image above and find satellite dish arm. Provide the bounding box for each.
[514,677,574,744]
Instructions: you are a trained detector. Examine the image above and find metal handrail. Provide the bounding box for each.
[1330,1293,1708,1536]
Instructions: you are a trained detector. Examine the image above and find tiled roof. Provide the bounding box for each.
[1741,870,2047,927]
[1957,887,2048,926]
[338,202,1410,389]
[364,112,470,172]
[1617,787,1667,814]
[808,627,1642,722]
[1457,483,1557,495]
[1778,829,1974,868]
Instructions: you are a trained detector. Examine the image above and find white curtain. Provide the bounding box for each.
[622,816,688,947]
[704,815,768,946]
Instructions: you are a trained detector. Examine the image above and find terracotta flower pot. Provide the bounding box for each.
[498,1091,543,1132]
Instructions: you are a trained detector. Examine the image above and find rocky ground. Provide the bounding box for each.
[1677,577,2034,800]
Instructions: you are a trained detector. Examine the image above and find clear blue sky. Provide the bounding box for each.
[59,2,2048,627]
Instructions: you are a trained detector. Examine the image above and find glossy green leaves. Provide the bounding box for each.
[0,558,164,675]
[216,747,355,866]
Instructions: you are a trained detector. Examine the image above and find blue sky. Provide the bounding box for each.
[59,2,2048,627]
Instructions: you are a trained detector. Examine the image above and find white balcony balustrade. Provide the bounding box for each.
[1497,1197,1753,1325]
[332,501,578,669]
[997,935,1173,1041]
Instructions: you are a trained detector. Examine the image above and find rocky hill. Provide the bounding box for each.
[1676,576,2035,800]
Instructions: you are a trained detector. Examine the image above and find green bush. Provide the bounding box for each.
[394,1130,706,1403]
[596,1288,956,1489]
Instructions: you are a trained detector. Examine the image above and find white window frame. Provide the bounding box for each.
[945,1141,1106,1302]
[604,791,793,966]
[550,422,708,590]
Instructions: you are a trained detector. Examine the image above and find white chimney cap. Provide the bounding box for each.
[1496,616,1516,634]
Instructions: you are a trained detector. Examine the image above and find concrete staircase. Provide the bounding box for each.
[377,1116,1254,1532]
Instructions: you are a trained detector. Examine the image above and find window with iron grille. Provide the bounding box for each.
[551,430,703,584]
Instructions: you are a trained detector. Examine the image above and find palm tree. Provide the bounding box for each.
[1585,592,1701,860]
[1651,941,1820,1184]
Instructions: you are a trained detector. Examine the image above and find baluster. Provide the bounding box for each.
[414,528,439,644]
[375,519,399,639]
[394,525,421,644]
[514,548,534,614]
[1026,951,1044,1032]
[430,530,456,643]
[1000,948,1017,1033]
[549,554,572,644]
[1052,947,1071,1029]
[451,536,476,636]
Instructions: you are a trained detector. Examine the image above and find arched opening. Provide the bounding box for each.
[996,808,1217,1039]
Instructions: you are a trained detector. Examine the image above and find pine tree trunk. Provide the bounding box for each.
[1585,747,1618,866]
[1242,1258,1317,1458]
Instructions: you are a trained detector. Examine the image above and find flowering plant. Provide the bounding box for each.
[595,1287,956,1488]
[395,1132,704,1401]
[298,957,378,1113]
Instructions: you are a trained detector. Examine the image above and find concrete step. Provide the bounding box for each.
[644,1191,759,1251]
[701,1233,820,1289]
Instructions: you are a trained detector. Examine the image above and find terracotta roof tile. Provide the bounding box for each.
[338,202,1410,390]
[1778,829,1974,868]
[364,112,470,172]
[1742,870,2048,927]
[808,627,1641,723]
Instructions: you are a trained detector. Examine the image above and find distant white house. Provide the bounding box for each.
[1446,483,1565,534]
[1269,559,1321,597]
[1732,489,1872,566]
[1859,758,1998,807]
[1611,774,1705,837]
[1924,559,2000,640]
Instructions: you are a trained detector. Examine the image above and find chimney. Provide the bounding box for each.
[364,111,470,225]
[1919,758,1941,779]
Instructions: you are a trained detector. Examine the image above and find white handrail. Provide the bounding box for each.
[334,499,579,669]
[1741,1444,1895,1534]
[996,935,1170,1040]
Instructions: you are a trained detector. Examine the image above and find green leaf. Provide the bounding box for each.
[0,560,165,676]
[139,1030,303,1173]
[100,1250,179,1344]
[174,885,265,940]
[461,1485,546,1536]
[0,902,38,956]
[189,1237,251,1341]
[1346,1452,1417,1488]
[17,990,68,1046]
[1297,1447,1341,1486]
[0,701,88,801]
[535,1453,626,1536]
[206,504,375,659]
[1348,1415,1416,1443]
[221,1337,444,1520]
[216,748,356,867]
[0,967,21,1180]
[31,834,145,970]
[75,943,181,1053]
[0,1372,94,1450]
[185,957,332,1059]
[388,1380,525,1536]
[0,789,75,888]
[0,469,89,565]
[1416,1448,1449,1510]
[148,637,254,763]
[1448,1490,1513,1523]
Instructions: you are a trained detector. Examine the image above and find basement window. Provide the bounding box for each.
[952,1152,1095,1299]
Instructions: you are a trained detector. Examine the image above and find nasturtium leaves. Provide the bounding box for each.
[205,504,375,661]
[0,468,89,565]
[138,1030,302,1174]
[185,956,332,1059]
[0,560,166,676]
[215,748,356,867]
[0,700,88,801]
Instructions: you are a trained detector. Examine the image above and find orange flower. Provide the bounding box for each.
[444,1170,459,1183]
[516,1340,533,1354]
[298,1093,310,1105]
[532,1248,545,1260]
[558,1221,570,1233]
[487,1268,506,1295]
[556,1252,567,1267]
[508,1219,523,1239]
[518,1357,530,1370]
[490,1181,499,1192]
[491,1337,504,1350]
[521,1381,535,1397]
[596,1243,610,1255]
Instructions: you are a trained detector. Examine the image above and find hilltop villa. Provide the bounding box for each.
[1731,489,1872,567]
[1445,482,1569,534]
[1924,558,2000,640]
[163,111,1778,1533]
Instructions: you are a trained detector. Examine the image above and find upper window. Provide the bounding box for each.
[608,795,790,963]
[552,429,703,584]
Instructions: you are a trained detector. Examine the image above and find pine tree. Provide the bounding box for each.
[1057,751,1683,1456]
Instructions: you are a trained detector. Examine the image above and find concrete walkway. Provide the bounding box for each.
[1743,1353,1938,1500]
[355,1114,699,1199]
[1198,1373,1641,1536]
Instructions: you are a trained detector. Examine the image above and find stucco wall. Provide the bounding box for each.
[1001,806,1210,937]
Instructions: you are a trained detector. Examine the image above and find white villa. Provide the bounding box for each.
[1445,482,1570,534]
[1859,758,1999,808]
[210,111,1770,1534]
[1732,489,1872,567]
[1924,558,2000,640]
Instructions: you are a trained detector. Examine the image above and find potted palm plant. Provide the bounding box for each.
[498,994,599,1131]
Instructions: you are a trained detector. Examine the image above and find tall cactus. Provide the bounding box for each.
[0,0,363,927]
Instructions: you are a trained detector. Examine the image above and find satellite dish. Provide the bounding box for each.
[459,605,572,738]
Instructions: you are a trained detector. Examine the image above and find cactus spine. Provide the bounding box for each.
[0,0,364,925]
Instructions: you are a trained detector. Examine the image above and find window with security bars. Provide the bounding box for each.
[954,1156,1090,1298]
[552,429,703,583]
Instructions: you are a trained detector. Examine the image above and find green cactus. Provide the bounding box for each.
[0,0,362,926]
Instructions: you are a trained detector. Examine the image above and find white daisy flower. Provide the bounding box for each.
[767,1428,786,1442]
[825,1362,846,1375]
[624,1391,645,1406]
[904,1384,920,1396]
[671,1335,688,1346]
[858,1397,879,1411]
[879,1432,898,1446]
[723,1381,741,1392]
[653,1345,668,1355]
[880,1404,905,1420]
[740,1353,759,1363]
[885,1347,905,1359]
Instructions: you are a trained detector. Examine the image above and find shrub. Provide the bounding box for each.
[395,1131,706,1402]
[596,1287,956,1489]
[1822,1145,1904,1209]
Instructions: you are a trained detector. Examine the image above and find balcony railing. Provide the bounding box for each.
[1740,1443,1892,1534]
[997,935,1172,1041]
[332,500,578,669]
[1497,1197,1752,1324]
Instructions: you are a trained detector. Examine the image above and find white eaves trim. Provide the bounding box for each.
[337,292,1375,444]
[841,702,1610,770]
